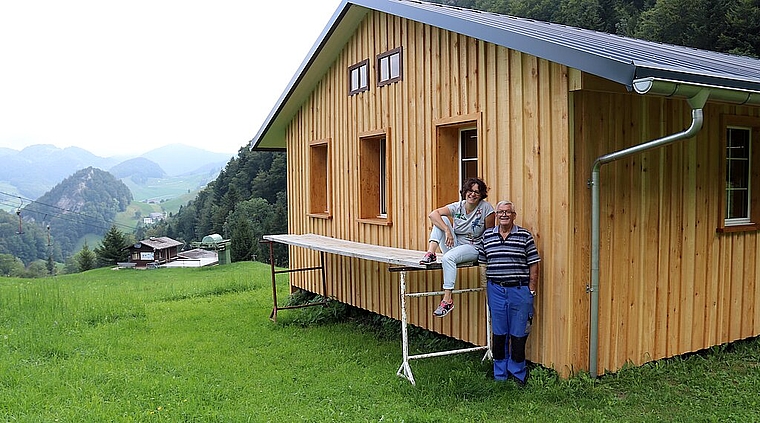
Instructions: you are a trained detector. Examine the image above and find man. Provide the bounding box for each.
[478,200,540,385]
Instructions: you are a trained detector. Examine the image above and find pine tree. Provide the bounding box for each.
[76,242,96,272]
[46,254,56,276]
[94,226,130,267]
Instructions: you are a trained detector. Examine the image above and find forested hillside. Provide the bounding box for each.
[146,148,288,266]
[0,209,60,266]
[432,0,759,57]
[109,157,167,183]
[22,167,133,259]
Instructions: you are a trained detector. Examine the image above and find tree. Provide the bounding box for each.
[229,218,254,262]
[76,242,96,272]
[0,253,24,277]
[46,254,56,276]
[94,226,131,267]
[23,260,49,278]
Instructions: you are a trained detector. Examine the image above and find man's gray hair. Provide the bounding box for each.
[496,200,515,213]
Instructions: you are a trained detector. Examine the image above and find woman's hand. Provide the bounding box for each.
[444,229,454,248]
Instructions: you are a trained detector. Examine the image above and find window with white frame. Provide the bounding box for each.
[725,126,751,225]
[720,115,760,232]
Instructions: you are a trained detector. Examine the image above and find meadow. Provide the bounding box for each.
[1,262,759,422]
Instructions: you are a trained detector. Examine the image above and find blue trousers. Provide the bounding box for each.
[487,281,533,382]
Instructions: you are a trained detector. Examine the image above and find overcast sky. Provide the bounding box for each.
[0,0,342,157]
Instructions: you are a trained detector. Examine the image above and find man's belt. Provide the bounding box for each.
[489,279,529,287]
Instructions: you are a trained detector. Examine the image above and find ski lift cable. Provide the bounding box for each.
[0,191,141,232]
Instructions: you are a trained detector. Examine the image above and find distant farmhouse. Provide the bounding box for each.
[142,212,166,225]
[121,235,226,269]
[125,237,183,268]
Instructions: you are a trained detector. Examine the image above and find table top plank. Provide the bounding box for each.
[263,233,435,269]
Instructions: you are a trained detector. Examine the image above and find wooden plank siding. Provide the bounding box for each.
[281,10,574,374]
[277,8,760,377]
[573,90,760,374]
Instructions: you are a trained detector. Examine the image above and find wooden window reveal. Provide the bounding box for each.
[434,113,481,207]
[358,131,392,225]
[309,139,331,218]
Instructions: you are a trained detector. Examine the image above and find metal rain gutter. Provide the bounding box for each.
[587,87,709,378]
[633,77,760,107]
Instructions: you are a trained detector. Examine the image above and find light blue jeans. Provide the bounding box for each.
[428,217,479,290]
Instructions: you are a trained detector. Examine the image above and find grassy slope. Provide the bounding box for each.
[0,263,758,422]
[123,174,209,205]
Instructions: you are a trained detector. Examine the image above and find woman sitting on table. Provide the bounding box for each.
[419,177,495,318]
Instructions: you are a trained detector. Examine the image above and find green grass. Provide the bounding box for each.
[123,175,209,206]
[1,263,759,422]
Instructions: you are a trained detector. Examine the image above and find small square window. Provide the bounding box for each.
[348,59,369,95]
[377,47,403,87]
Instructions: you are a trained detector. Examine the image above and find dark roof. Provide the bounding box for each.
[251,0,760,150]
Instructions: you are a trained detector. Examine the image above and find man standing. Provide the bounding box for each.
[478,200,540,386]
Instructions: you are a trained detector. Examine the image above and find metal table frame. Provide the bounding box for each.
[261,234,492,385]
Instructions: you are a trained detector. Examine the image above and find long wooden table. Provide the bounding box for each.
[261,233,490,385]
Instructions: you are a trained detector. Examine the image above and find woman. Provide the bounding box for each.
[419,177,495,317]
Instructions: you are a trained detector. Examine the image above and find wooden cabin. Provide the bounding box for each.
[126,236,183,268]
[250,0,760,377]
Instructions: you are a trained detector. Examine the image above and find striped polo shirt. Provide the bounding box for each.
[477,225,541,281]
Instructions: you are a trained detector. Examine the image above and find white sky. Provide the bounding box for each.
[0,0,343,157]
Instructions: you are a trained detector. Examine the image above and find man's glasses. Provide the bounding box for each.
[496,210,514,216]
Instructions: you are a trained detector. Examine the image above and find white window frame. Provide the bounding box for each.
[725,125,752,226]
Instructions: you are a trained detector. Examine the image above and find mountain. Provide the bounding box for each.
[23,167,133,258]
[0,145,120,199]
[109,157,167,183]
[0,144,231,204]
[141,144,232,176]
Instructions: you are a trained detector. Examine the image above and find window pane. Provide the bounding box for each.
[727,160,749,189]
[726,189,749,219]
[379,56,389,81]
[379,139,387,216]
[462,161,478,181]
[360,64,367,88]
[727,128,750,159]
[390,53,400,79]
[461,129,477,159]
[350,68,359,91]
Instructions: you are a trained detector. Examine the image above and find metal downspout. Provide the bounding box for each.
[588,90,708,378]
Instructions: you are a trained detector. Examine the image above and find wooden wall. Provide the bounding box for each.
[281,10,576,375]
[279,8,760,377]
[572,90,760,374]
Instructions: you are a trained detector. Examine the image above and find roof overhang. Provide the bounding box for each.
[250,0,760,151]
